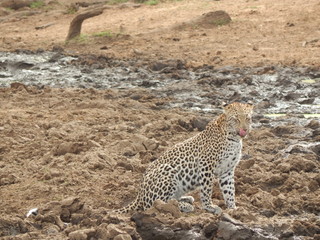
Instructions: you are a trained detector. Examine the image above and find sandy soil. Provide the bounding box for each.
[0,0,319,240]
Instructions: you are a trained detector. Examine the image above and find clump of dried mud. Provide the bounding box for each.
[0,82,319,239]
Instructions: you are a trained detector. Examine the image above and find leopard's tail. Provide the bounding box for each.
[113,198,140,214]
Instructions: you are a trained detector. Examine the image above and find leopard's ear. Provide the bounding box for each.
[247,102,254,110]
[221,102,229,112]
[222,102,228,107]
[246,100,254,107]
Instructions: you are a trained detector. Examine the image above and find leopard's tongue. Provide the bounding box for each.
[239,128,247,137]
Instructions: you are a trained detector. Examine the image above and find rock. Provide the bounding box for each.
[220,213,243,225]
[131,212,173,239]
[310,144,320,156]
[0,174,19,186]
[271,125,295,136]
[0,7,10,16]
[114,234,132,240]
[195,11,232,28]
[117,135,159,156]
[312,129,320,140]
[68,228,96,240]
[70,213,85,224]
[0,0,34,10]
[52,142,85,156]
[217,221,254,240]
[176,10,231,30]
[308,179,319,192]
[292,220,320,237]
[277,163,291,173]
[239,159,255,170]
[68,231,86,240]
[290,158,317,172]
[150,62,169,71]
[265,174,288,187]
[153,199,181,218]
[45,225,60,235]
[96,223,109,240]
[10,82,28,92]
[0,216,28,236]
[107,224,126,238]
[306,120,320,129]
[178,119,193,131]
[284,92,301,100]
[260,209,276,218]
[298,98,315,104]
[203,222,218,238]
[190,117,211,131]
[116,160,134,171]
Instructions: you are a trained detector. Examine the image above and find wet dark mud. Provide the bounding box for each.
[0,51,319,116]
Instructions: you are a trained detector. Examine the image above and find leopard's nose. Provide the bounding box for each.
[239,128,247,137]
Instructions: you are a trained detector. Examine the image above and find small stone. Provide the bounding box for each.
[306,120,320,129]
[260,209,276,218]
[221,213,243,225]
[217,221,253,240]
[150,62,169,71]
[107,224,126,238]
[71,213,85,224]
[203,222,218,238]
[240,159,255,170]
[0,0,33,10]
[52,142,84,156]
[195,11,232,27]
[153,199,181,218]
[68,228,96,240]
[190,117,211,131]
[133,49,144,55]
[114,234,132,240]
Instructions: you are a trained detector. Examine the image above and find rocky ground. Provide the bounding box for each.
[0,0,319,240]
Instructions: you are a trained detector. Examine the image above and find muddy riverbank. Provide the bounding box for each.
[0,50,319,239]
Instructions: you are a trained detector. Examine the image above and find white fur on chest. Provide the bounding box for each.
[214,140,242,176]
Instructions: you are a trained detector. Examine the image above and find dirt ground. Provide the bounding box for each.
[0,0,320,239]
[0,0,320,67]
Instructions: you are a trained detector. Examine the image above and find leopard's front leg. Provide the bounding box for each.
[199,171,222,214]
[219,170,236,209]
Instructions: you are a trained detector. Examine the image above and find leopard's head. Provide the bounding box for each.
[223,102,254,138]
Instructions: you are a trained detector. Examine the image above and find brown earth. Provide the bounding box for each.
[0,0,320,67]
[0,0,320,240]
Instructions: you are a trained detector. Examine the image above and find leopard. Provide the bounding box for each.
[114,102,254,214]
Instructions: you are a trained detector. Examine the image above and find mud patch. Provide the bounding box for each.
[0,51,319,119]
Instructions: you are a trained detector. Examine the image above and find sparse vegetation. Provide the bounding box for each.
[67,31,116,44]
[211,19,230,26]
[133,0,182,4]
[144,0,159,5]
[65,5,78,14]
[30,0,45,9]
[69,34,89,43]
[93,31,113,37]
[108,0,129,4]
[5,7,14,12]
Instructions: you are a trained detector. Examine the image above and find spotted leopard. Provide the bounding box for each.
[114,102,254,214]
